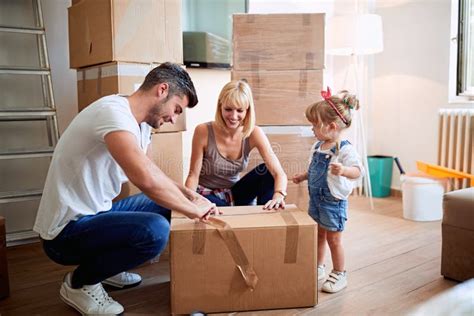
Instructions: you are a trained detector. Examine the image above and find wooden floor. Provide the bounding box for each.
[0,196,457,315]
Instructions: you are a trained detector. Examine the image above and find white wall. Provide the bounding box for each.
[372,0,451,188]
[42,0,454,191]
[183,69,231,179]
[42,0,77,134]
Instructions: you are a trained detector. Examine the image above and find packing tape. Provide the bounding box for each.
[191,217,258,291]
[250,55,259,71]
[192,222,206,255]
[306,52,315,69]
[80,70,86,92]
[302,14,311,26]
[190,209,303,288]
[298,70,308,98]
[279,211,299,264]
[96,66,102,95]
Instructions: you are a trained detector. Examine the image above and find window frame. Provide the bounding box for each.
[450,0,474,103]
[457,0,474,97]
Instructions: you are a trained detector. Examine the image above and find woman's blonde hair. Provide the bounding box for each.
[214,79,256,138]
[305,90,360,128]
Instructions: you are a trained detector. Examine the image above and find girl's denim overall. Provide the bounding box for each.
[308,141,349,232]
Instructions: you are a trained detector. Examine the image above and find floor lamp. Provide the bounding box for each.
[326,14,384,209]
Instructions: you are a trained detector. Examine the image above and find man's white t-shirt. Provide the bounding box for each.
[34,95,152,240]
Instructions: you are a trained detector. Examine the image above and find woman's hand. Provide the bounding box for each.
[263,193,286,210]
[292,173,307,184]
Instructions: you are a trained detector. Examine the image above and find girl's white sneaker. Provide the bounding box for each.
[317,265,326,281]
[322,270,347,293]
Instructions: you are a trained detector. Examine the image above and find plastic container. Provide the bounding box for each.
[368,155,393,197]
[401,173,446,221]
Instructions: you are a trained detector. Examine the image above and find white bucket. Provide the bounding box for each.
[401,173,446,221]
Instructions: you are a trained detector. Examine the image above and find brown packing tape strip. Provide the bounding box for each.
[96,66,102,96]
[280,211,299,264]
[299,70,308,98]
[246,14,255,23]
[192,222,206,255]
[207,217,258,290]
[81,70,86,93]
[306,52,315,69]
[302,14,311,26]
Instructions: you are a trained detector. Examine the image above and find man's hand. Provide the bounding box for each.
[191,193,222,222]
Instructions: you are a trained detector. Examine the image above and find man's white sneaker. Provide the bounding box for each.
[322,270,347,293]
[317,265,326,281]
[102,272,142,289]
[60,272,124,315]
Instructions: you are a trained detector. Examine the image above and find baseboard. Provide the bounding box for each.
[391,188,402,197]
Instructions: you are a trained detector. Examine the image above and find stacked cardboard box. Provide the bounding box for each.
[170,205,317,314]
[69,0,187,204]
[68,0,185,133]
[246,127,315,210]
[232,13,324,126]
[232,13,325,211]
[115,132,185,201]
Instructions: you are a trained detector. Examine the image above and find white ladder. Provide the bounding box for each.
[0,0,59,245]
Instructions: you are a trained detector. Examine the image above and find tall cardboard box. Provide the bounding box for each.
[233,13,324,71]
[116,132,185,200]
[68,0,182,68]
[246,127,315,210]
[231,69,322,125]
[0,217,9,300]
[77,62,185,132]
[170,205,317,314]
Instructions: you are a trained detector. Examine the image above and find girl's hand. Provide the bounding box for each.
[292,173,307,184]
[329,162,345,176]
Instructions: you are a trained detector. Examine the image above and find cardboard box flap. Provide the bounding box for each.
[171,204,315,231]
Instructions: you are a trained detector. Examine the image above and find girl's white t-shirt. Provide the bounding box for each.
[310,141,364,200]
[34,95,152,240]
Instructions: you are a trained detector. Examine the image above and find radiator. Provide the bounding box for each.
[438,109,474,190]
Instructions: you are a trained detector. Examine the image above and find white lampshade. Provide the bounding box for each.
[326,14,384,56]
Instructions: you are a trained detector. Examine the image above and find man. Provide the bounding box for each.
[34,63,217,315]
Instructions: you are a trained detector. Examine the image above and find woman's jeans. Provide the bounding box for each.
[42,193,170,288]
[204,163,275,207]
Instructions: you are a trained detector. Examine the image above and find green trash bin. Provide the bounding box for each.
[368,155,393,197]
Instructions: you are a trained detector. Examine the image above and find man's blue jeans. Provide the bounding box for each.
[42,193,170,288]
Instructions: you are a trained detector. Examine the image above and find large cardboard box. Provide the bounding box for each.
[77,62,185,133]
[68,0,182,68]
[115,132,185,200]
[231,69,323,125]
[245,126,315,211]
[170,205,317,314]
[233,13,324,71]
[0,217,9,300]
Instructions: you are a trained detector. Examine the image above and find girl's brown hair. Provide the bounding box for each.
[305,90,360,128]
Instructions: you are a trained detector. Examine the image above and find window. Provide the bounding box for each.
[457,0,474,97]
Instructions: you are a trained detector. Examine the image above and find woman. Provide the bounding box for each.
[185,79,288,210]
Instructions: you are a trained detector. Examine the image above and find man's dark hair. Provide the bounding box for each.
[139,62,198,108]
